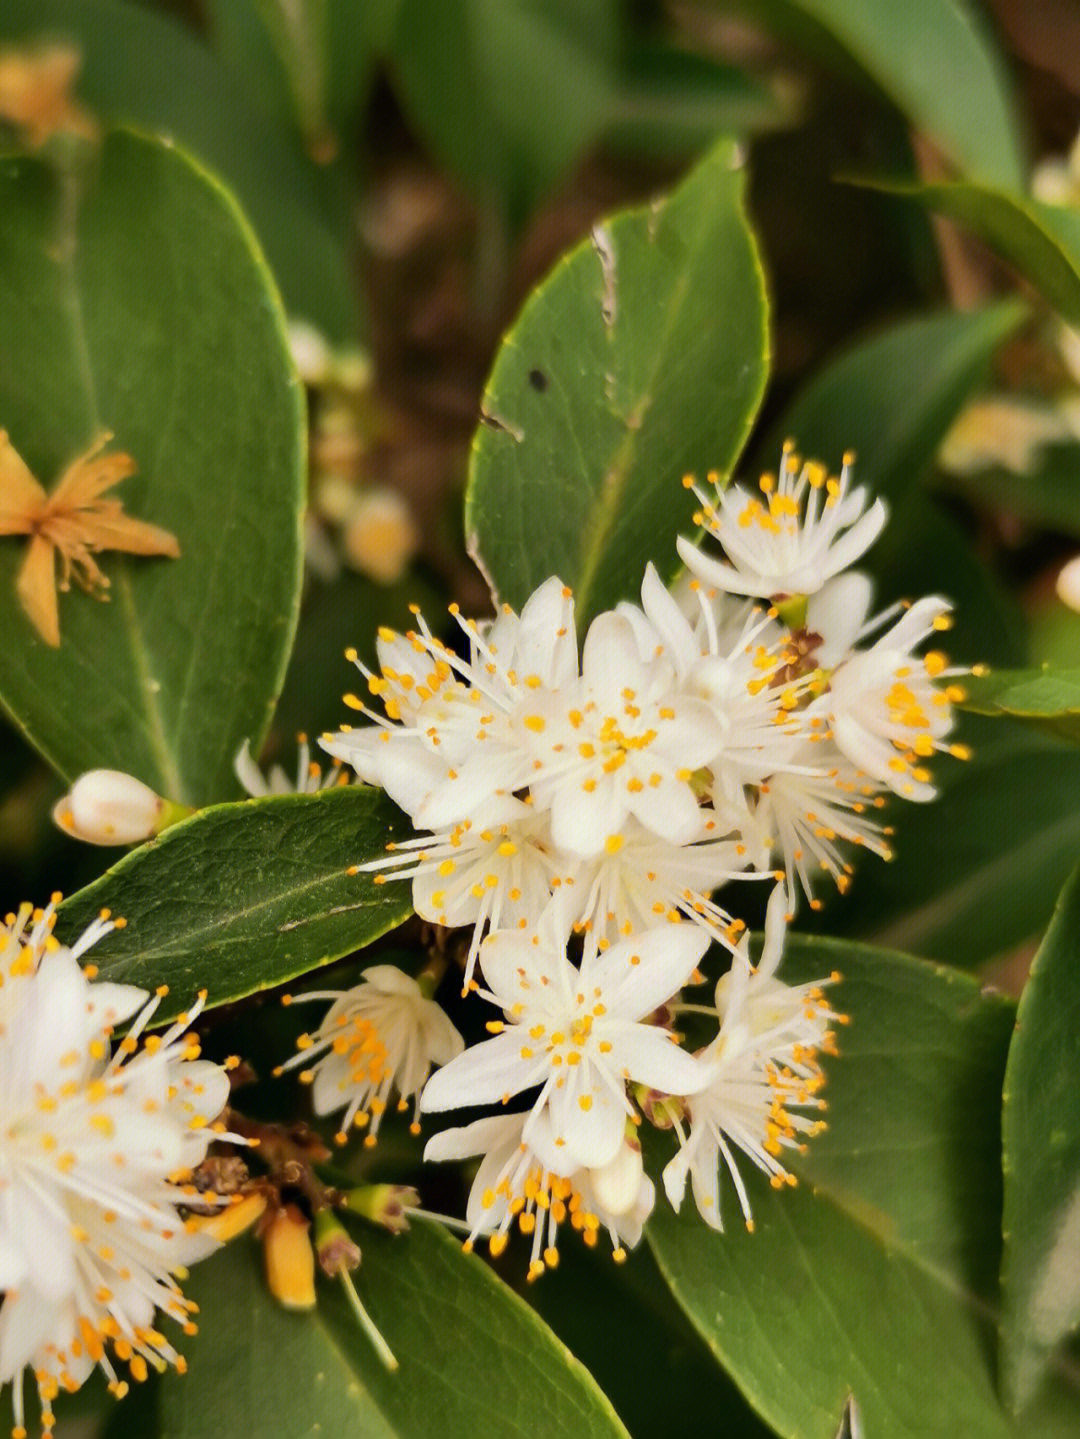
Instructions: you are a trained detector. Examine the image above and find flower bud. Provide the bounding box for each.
[263,1205,317,1311]
[1057,553,1080,613]
[314,1210,361,1276]
[187,1190,267,1243]
[342,488,418,585]
[342,1183,419,1235]
[52,769,178,845]
[589,1137,645,1218]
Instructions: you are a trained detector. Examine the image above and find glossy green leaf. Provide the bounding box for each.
[754,303,1029,666]
[862,180,1080,326]
[648,934,1028,1436]
[739,0,1025,188]
[961,665,1080,745]
[387,0,617,216]
[159,1221,627,1439]
[0,131,304,803]
[54,787,413,1026]
[828,722,1080,965]
[466,139,769,626]
[755,303,1028,505]
[0,0,359,338]
[1000,865,1080,1410]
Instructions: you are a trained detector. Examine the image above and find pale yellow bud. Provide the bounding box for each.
[263,1205,317,1311]
[53,769,165,846]
[342,488,418,585]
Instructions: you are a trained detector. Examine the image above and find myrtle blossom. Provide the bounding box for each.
[277,965,463,1145]
[823,597,970,801]
[425,1109,654,1277]
[0,901,240,1435]
[322,576,577,831]
[523,609,724,858]
[561,814,755,946]
[747,742,892,911]
[355,796,556,990]
[663,885,840,1231]
[420,901,710,1170]
[677,443,887,601]
[235,736,348,797]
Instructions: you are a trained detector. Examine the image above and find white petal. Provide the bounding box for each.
[587,924,709,1020]
[418,1030,541,1112]
[617,1022,712,1097]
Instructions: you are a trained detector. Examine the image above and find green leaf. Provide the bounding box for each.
[648,934,1024,1437]
[738,0,1025,189]
[755,303,1028,505]
[0,0,359,338]
[753,303,1029,666]
[961,665,1080,745]
[387,0,617,217]
[937,442,1080,539]
[860,179,1080,326]
[604,45,790,158]
[828,723,1080,966]
[159,1221,628,1439]
[0,130,304,803]
[1000,865,1080,1410]
[54,787,413,1025]
[466,139,769,627]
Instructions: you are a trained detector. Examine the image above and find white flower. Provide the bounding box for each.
[354,797,556,991]
[524,610,724,857]
[51,771,166,847]
[0,902,238,1433]
[823,597,969,801]
[235,736,348,797]
[663,885,839,1231]
[938,395,1069,478]
[322,576,577,831]
[677,444,887,600]
[1057,554,1080,612]
[562,814,753,946]
[276,965,463,1146]
[425,1109,654,1278]
[747,740,892,911]
[420,901,710,1170]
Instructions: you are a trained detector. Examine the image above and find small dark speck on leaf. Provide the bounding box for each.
[528,368,548,393]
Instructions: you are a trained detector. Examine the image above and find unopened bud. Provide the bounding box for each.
[287,319,332,386]
[634,1083,685,1130]
[1057,553,1080,613]
[342,488,418,586]
[589,1137,644,1218]
[342,1184,419,1235]
[263,1205,316,1310]
[187,1191,267,1243]
[52,769,189,846]
[314,1210,361,1277]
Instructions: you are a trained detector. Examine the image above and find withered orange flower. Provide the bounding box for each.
[0,430,180,647]
[0,44,98,150]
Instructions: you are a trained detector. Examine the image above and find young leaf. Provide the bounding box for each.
[1000,865,1080,1411]
[859,179,1080,326]
[0,0,359,339]
[0,130,304,804]
[466,138,769,627]
[55,788,414,1026]
[961,666,1080,746]
[742,0,1025,189]
[648,935,1028,1436]
[158,1221,628,1439]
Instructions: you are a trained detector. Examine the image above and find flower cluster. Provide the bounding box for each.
[288,444,967,1272]
[0,901,241,1436]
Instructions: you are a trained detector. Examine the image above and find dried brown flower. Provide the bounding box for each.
[0,430,180,646]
